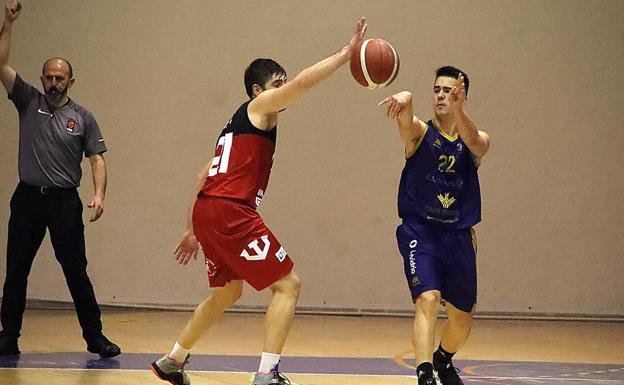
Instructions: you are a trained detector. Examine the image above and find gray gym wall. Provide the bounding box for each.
[1,0,622,318]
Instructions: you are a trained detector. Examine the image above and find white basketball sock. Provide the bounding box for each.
[258,352,281,373]
[168,342,190,365]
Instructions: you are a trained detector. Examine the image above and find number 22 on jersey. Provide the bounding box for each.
[438,154,456,173]
[208,132,233,176]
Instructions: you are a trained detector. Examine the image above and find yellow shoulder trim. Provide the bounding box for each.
[432,120,459,142]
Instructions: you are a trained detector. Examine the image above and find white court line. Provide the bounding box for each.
[1,368,623,382]
[0,368,412,378]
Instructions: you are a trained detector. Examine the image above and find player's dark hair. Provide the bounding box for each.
[42,57,74,79]
[244,58,287,98]
[435,66,469,95]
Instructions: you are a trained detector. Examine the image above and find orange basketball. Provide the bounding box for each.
[350,39,400,89]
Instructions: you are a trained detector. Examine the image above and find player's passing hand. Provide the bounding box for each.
[378,91,412,119]
[450,73,467,105]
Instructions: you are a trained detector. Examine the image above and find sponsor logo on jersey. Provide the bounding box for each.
[66,119,76,133]
[409,254,417,276]
[275,246,287,262]
[256,189,264,207]
[204,256,217,277]
[408,240,418,275]
[426,174,464,189]
[437,192,456,209]
[433,138,442,148]
[240,235,271,261]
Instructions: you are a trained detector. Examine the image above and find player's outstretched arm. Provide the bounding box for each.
[248,17,367,118]
[449,74,490,158]
[378,91,427,156]
[0,1,21,93]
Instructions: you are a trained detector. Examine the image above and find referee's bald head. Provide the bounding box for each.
[42,57,73,79]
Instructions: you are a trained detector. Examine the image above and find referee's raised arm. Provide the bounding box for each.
[0,0,21,93]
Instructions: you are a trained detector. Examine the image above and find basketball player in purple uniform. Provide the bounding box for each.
[379,67,490,385]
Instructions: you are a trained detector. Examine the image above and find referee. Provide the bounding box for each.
[0,1,119,358]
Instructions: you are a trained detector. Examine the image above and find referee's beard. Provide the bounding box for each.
[45,85,69,106]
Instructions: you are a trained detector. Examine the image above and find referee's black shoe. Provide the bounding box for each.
[86,334,121,358]
[0,335,20,356]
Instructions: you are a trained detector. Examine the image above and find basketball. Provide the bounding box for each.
[350,39,400,89]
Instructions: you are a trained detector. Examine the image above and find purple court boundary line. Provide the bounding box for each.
[0,353,623,382]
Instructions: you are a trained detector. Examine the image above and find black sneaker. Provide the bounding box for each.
[434,359,464,385]
[151,354,190,385]
[417,373,436,385]
[86,334,121,358]
[0,335,20,356]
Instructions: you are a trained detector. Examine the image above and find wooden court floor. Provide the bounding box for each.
[0,309,623,385]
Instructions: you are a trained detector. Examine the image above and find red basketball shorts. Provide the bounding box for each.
[192,196,294,291]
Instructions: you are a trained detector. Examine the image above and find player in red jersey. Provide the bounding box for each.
[151,18,367,385]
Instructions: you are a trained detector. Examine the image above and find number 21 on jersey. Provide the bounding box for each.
[208,132,233,176]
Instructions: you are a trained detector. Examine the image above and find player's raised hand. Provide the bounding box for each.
[347,17,367,53]
[449,73,467,112]
[378,91,413,119]
[174,230,199,265]
[5,0,22,23]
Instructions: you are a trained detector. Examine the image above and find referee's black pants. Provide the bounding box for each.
[0,182,103,341]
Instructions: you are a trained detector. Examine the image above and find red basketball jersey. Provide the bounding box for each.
[199,100,276,208]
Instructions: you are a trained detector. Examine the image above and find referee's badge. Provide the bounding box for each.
[66,119,76,133]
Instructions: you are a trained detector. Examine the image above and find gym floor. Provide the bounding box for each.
[0,309,623,385]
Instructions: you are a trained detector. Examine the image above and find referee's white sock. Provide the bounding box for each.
[168,342,190,365]
[258,352,281,373]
